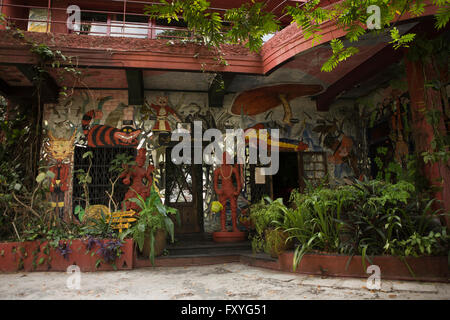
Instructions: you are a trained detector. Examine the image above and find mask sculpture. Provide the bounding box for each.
[212,152,246,242]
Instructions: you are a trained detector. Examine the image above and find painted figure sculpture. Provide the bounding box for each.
[44,130,76,222]
[149,96,181,133]
[49,159,70,220]
[212,152,246,242]
[120,148,155,212]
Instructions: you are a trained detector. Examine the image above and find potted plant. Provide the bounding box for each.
[126,185,180,264]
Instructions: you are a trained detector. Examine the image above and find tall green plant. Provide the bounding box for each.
[285,179,449,272]
[249,196,289,254]
[124,186,180,265]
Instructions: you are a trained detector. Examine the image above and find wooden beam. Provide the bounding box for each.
[0,78,11,97]
[315,44,404,111]
[16,64,59,103]
[208,73,235,108]
[0,81,35,104]
[126,69,144,105]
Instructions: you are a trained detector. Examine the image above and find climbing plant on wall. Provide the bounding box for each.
[406,33,450,168]
[0,14,89,239]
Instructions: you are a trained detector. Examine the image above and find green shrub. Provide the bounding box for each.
[284,178,449,272]
[248,196,290,255]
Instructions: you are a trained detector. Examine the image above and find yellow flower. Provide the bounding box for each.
[211,201,223,213]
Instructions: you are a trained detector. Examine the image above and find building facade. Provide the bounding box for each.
[0,0,448,235]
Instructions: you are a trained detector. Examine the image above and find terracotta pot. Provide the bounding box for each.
[141,229,167,258]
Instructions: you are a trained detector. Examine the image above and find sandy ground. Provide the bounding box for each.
[0,263,449,300]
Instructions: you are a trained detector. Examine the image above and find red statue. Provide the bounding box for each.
[120,148,155,212]
[49,159,70,220]
[213,152,242,233]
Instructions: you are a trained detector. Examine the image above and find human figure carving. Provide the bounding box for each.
[148,96,181,133]
[120,148,155,212]
[49,159,70,220]
[45,130,76,222]
[213,152,242,232]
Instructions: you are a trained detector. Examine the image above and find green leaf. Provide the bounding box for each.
[137,223,146,233]
[82,151,93,159]
[149,231,156,265]
[361,245,368,271]
[164,217,175,242]
[36,172,47,183]
[128,198,145,210]
[46,170,55,179]
[435,6,450,29]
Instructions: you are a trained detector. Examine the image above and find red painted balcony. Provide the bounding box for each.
[0,0,313,39]
[0,0,198,40]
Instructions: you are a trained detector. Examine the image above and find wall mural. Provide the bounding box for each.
[356,82,413,178]
[41,85,367,229]
[229,84,324,153]
[225,85,362,182]
[43,91,139,222]
[81,109,141,147]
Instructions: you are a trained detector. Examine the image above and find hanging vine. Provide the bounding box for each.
[0,13,89,240]
[407,33,450,168]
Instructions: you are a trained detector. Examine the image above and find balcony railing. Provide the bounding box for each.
[0,0,284,45]
[0,1,198,40]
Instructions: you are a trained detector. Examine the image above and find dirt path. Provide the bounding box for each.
[0,263,449,300]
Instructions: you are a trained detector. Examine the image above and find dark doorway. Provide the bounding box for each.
[272,152,300,204]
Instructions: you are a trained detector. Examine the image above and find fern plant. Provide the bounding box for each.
[284,178,449,273]
[249,196,290,255]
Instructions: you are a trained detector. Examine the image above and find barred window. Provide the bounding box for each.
[72,146,136,215]
[301,152,327,187]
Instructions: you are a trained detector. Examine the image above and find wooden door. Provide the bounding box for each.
[165,148,202,234]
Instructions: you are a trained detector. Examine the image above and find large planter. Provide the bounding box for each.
[141,229,166,258]
[279,251,449,282]
[0,239,134,272]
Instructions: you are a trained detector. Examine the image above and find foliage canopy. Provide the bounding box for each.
[145,0,450,71]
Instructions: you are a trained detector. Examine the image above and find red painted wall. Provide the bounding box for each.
[51,0,68,34]
[0,0,29,30]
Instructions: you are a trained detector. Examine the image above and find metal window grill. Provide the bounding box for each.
[301,152,328,187]
[72,146,137,215]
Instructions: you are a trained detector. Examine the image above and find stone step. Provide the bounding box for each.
[167,241,252,256]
